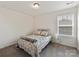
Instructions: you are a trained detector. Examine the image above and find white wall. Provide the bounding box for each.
[77,5,79,50]
[34,6,77,47]
[0,7,33,49]
[34,13,57,34]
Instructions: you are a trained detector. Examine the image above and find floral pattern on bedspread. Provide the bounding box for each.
[17,39,38,57]
[17,35,51,57]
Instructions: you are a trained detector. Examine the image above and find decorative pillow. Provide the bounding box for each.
[33,29,51,36]
[33,30,41,35]
[41,31,49,36]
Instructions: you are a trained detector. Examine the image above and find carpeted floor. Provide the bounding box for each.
[0,43,78,57]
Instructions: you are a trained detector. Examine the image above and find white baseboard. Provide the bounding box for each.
[0,40,17,49]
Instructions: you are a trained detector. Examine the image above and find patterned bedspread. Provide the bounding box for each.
[17,35,51,57]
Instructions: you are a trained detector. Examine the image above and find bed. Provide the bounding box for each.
[17,29,52,57]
